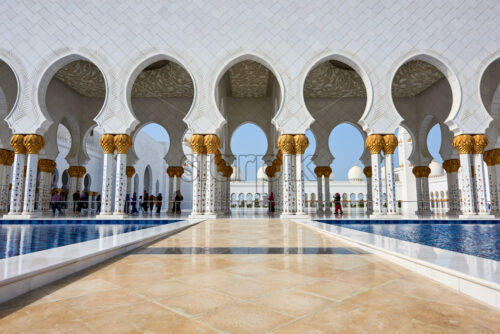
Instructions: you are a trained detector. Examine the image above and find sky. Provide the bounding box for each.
[141,122,442,181]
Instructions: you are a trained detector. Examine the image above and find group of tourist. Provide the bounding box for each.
[49,189,183,216]
[50,190,102,216]
[267,191,343,215]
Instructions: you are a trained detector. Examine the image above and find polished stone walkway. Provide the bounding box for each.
[1,219,499,333]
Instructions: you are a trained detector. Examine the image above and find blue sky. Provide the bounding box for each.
[142,122,442,181]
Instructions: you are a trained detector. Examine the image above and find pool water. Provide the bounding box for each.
[0,223,177,259]
[333,223,500,261]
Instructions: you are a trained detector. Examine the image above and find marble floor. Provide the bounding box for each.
[0,219,499,333]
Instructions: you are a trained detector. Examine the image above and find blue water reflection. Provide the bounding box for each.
[339,224,500,261]
[0,224,160,259]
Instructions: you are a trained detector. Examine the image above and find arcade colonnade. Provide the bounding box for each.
[0,132,499,218]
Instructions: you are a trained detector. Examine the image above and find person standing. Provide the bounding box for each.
[268,192,275,213]
[149,194,155,214]
[156,193,163,214]
[173,190,183,215]
[334,192,343,215]
[96,194,101,213]
[131,192,138,214]
[51,190,62,216]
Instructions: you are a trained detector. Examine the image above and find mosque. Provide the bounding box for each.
[0,0,498,220]
[0,1,499,331]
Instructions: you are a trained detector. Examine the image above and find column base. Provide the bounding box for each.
[188,213,221,219]
[369,213,387,219]
[280,213,310,219]
[458,214,495,219]
[4,213,40,219]
[95,213,119,219]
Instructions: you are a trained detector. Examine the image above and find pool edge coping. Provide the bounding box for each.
[0,219,204,304]
[293,218,500,310]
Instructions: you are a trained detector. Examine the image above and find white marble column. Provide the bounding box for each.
[167,168,174,212]
[0,149,14,212]
[443,159,461,215]
[366,135,384,216]
[7,135,26,215]
[294,134,308,215]
[98,134,115,216]
[113,135,132,216]
[383,135,398,215]
[315,167,323,213]
[363,167,373,215]
[21,135,44,216]
[495,149,500,215]
[472,135,489,214]
[324,169,332,213]
[191,154,202,214]
[203,135,219,216]
[38,159,56,213]
[453,135,475,216]
[420,168,432,215]
[484,151,498,213]
[414,170,424,214]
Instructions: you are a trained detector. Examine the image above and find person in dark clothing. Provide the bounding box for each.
[125,193,130,213]
[72,192,79,213]
[156,193,163,214]
[268,192,275,213]
[334,192,343,215]
[143,191,149,213]
[131,192,138,214]
[149,195,155,213]
[173,190,183,214]
[96,194,101,213]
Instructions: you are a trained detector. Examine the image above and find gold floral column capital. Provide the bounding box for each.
[166,166,176,177]
[189,134,205,154]
[472,134,488,154]
[175,166,184,177]
[365,134,384,154]
[23,134,45,154]
[363,166,372,178]
[68,166,86,178]
[10,134,26,154]
[277,134,295,155]
[314,166,323,178]
[114,134,132,154]
[0,149,15,166]
[38,159,56,173]
[323,166,332,178]
[442,159,460,173]
[272,159,281,172]
[126,166,135,178]
[495,148,500,165]
[204,134,220,154]
[452,134,474,154]
[265,166,276,178]
[99,134,115,154]
[483,151,495,167]
[382,134,398,154]
[293,134,309,154]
